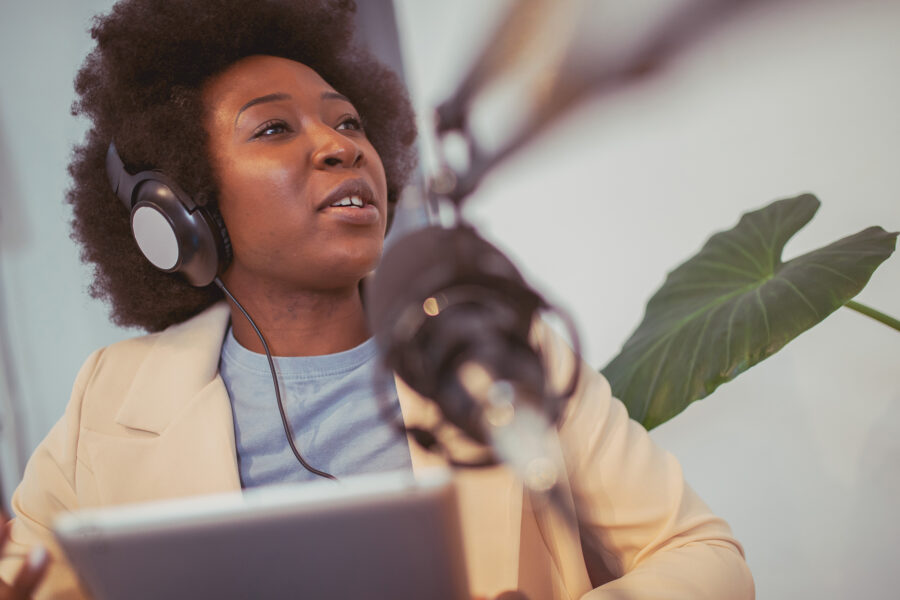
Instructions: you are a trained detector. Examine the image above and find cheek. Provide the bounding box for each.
[217,159,306,236]
[221,156,295,209]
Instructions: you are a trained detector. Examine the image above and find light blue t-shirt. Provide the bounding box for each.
[218,327,412,488]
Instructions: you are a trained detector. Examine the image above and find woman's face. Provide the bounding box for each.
[203,55,389,293]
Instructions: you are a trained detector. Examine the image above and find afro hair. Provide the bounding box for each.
[68,0,418,332]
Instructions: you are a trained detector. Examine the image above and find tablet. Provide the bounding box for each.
[54,468,469,600]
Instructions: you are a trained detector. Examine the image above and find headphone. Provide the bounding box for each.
[105,142,232,287]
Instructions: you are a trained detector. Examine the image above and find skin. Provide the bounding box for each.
[203,55,389,356]
[1,509,48,599]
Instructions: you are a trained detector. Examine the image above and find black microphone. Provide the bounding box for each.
[368,224,581,504]
[369,225,543,440]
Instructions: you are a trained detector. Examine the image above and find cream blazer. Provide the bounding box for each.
[2,302,754,599]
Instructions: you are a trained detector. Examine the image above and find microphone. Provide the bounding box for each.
[368,224,581,503]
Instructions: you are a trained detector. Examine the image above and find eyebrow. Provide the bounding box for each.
[234,93,292,125]
[321,91,352,105]
[233,91,355,126]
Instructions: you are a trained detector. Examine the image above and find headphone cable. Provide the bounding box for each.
[214,277,337,481]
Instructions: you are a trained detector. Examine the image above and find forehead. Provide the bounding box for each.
[202,55,337,114]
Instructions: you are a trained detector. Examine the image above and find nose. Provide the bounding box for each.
[310,124,364,169]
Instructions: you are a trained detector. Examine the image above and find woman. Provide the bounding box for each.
[0,0,754,598]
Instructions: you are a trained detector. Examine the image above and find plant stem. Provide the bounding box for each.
[844,300,900,332]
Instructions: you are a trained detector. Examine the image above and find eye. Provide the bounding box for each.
[336,116,363,132]
[251,119,291,139]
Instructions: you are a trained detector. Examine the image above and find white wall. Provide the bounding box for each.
[394,0,899,598]
[0,0,137,498]
[0,0,897,598]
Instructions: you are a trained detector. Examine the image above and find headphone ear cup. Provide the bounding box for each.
[129,178,227,287]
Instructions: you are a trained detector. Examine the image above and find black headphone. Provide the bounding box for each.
[105,142,232,287]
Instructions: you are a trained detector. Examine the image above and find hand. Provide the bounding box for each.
[0,522,49,600]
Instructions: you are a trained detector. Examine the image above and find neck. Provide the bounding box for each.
[222,279,370,357]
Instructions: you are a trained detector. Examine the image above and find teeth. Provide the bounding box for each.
[330,195,364,208]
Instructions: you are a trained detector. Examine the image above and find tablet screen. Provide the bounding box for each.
[54,468,469,600]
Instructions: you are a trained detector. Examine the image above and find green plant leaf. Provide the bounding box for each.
[600,194,898,430]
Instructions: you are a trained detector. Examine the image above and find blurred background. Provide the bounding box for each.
[1,0,898,597]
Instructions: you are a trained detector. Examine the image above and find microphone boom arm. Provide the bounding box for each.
[431,0,764,206]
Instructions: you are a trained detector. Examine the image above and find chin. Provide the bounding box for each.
[320,246,383,286]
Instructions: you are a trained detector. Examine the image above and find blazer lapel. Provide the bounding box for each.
[114,303,232,435]
[81,379,242,504]
[81,303,241,505]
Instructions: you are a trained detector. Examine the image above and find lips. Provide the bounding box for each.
[318,178,377,211]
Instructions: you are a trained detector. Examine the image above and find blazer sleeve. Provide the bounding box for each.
[0,350,102,600]
[536,324,755,599]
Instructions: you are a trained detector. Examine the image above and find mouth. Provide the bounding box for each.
[317,178,381,226]
[318,178,377,211]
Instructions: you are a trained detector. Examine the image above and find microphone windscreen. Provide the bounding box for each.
[367,224,532,354]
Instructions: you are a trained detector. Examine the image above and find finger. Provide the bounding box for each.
[11,546,49,597]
